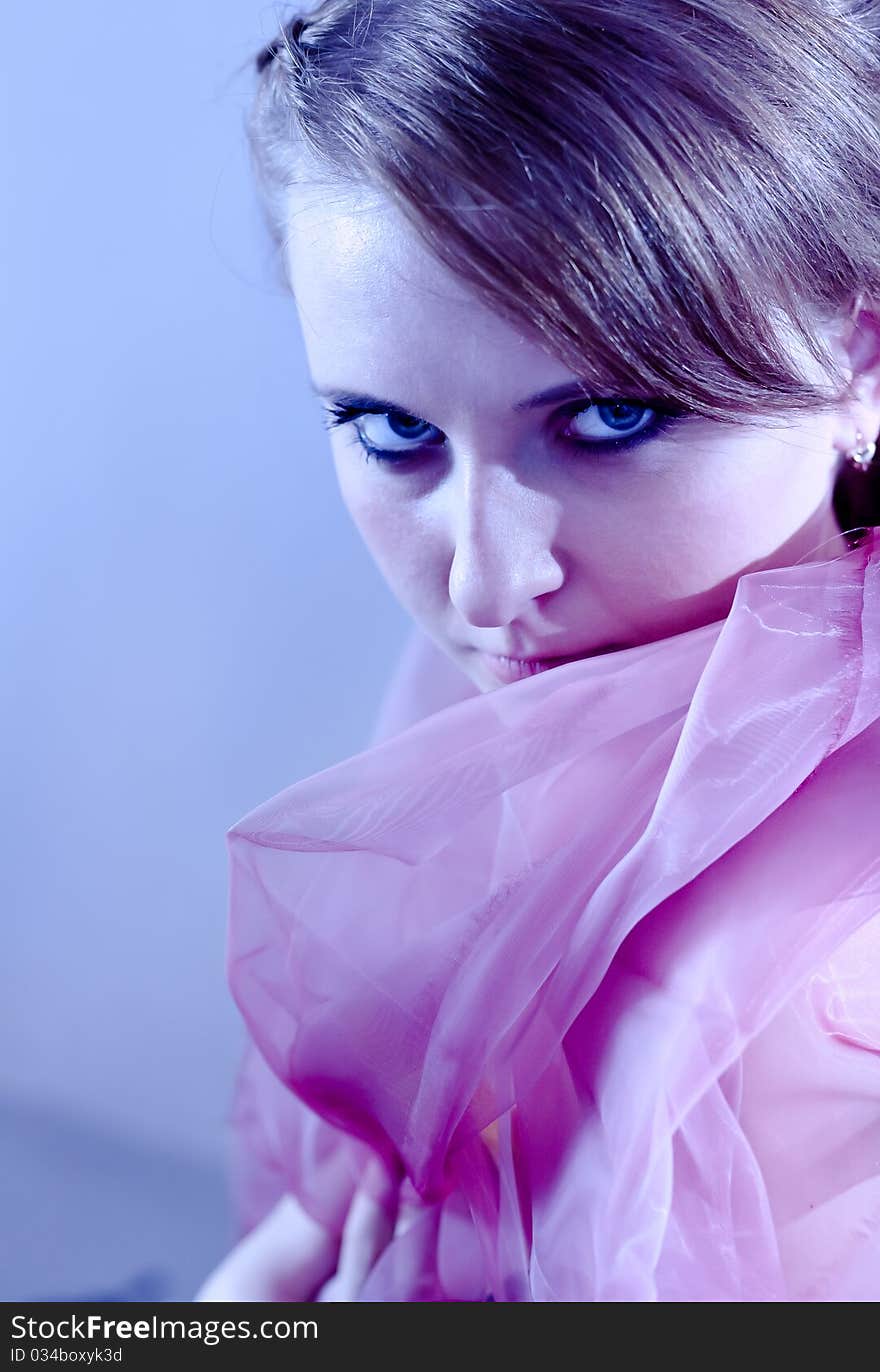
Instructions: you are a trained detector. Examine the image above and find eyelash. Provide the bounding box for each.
[321,398,690,464]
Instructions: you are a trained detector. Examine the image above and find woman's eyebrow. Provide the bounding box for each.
[513,380,596,411]
[309,384,406,412]
[308,379,597,413]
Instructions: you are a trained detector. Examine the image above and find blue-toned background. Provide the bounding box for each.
[0,2,408,1300]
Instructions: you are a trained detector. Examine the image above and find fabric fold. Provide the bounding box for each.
[226,532,880,1300]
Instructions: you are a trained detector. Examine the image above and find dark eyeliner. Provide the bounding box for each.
[322,401,390,431]
[559,401,689,455]
[321,401,443,464]
[322,397,692,461]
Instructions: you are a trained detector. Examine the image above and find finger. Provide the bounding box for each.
[392,1189,423,1240]
[196,1193,338,1303]
[315,1157,400,1301]
[369,1195,442,1301]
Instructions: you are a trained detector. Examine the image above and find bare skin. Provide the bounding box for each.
[287,182,880,694]
[198,178,880,1301]
[195,1158,423,1303]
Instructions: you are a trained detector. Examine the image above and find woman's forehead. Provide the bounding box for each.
[285,180,481,311]
[284,176,847,418]
[286,182,583,409]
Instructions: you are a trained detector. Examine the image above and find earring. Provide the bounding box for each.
[845,430,877,472]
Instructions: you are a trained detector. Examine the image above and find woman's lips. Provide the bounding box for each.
[477,646,620,684]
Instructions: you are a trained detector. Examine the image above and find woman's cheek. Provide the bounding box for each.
[334,471,443,612]
[332,449,398,548]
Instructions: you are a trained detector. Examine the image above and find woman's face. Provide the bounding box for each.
[286,182,873,692]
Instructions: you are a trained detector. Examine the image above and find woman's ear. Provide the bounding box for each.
[828,300,880,541]
[842,301,880,439]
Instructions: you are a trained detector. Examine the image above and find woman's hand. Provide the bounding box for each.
[194,1156,403,1303]
[312,1157,401,1301]
[193,1192,339,1302]
[315,1162,444,1303]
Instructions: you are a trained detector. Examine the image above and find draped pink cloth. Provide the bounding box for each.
[226,532,880,1301]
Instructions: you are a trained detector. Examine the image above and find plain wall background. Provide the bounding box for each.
[1,0,409,1291]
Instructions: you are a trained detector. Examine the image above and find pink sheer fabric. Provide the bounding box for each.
[226,532,880,1301]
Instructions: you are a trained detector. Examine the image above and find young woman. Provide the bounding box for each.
[198,0,880,1301]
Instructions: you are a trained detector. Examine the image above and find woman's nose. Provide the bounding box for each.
[446,464,564,628]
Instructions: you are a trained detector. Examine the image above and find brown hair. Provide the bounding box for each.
[247,1,880,427]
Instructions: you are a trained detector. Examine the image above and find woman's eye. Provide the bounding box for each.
[322,396,686,464]
[354,411,444,453]
[562,400,657,445]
